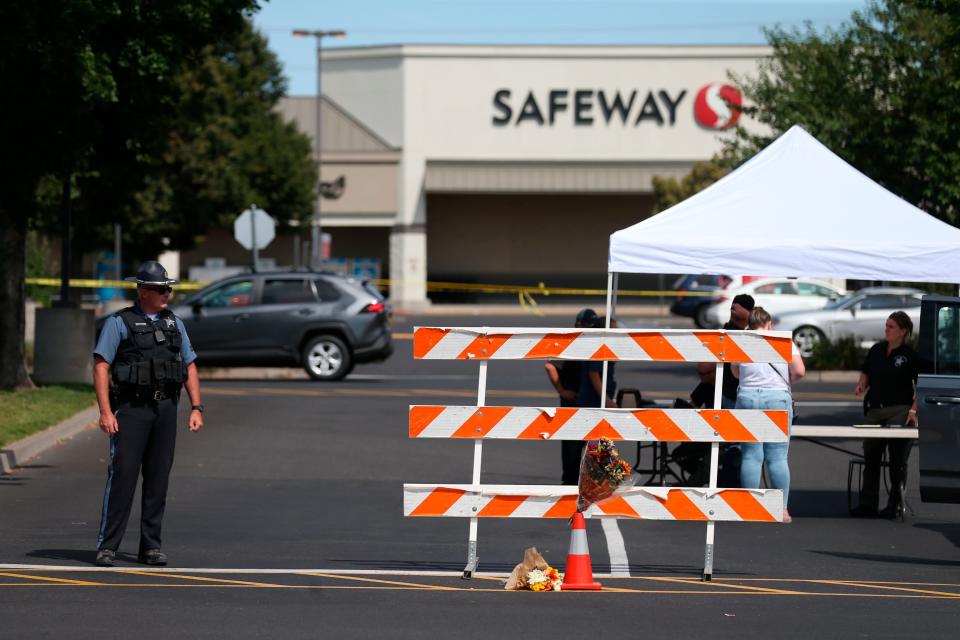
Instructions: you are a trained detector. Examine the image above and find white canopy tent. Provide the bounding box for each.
[599,126,960,579]
[609,125,960,285]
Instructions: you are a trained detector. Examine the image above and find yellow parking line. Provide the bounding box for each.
[0,572,104,586]
[120,570,288,588]
[636,576,804,595]
[300,571,461,591]
[818,580,960,598]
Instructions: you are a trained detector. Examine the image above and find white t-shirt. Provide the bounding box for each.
[735,362,790,390]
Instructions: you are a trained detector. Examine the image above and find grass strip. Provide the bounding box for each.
[0,385,95,447]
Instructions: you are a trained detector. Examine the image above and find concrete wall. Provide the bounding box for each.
[33,307,95,385]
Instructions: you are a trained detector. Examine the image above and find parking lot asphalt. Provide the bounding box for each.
[2,314,958,638]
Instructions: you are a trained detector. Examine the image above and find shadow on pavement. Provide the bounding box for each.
[913,522,960,548]
[26,548,95,564]
[325,558,724,576]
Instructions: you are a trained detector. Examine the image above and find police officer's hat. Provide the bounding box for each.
[575,308,599,328]
[124,260,179,286]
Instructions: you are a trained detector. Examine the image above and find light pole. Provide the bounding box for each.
[292,29,346,269]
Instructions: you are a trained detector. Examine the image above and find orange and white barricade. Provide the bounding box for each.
[405,327,794,580]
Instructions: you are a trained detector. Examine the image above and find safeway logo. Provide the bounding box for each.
[693,83,742,129]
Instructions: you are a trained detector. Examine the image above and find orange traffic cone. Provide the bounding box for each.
[560,511,602,590]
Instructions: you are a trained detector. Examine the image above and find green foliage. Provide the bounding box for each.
[17,15,315,262]
[728,0,960,225]
[652,155,732,213]
[112,21,316,260]
[806,336,867,371]
[0,384,94,447]
[1,1,261,214]
[0,0,262,388]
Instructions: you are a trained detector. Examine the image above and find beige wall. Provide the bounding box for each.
[426,193,654,282]
[319,160,398,222]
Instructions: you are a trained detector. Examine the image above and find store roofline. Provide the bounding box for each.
[319,43,773,61]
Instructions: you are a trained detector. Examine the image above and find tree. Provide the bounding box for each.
[729,0,960,225]
[70,20,316,261]
[0,0,259,389]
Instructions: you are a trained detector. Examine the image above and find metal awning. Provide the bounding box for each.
[424,160,693,194]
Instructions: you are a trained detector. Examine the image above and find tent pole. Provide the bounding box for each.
[600,272,618,409]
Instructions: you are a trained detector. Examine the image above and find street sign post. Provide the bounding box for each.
[234,205,275,269]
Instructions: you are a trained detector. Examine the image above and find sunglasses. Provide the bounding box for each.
[142,285,172,294]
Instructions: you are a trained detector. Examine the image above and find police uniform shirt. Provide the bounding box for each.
[861,342,918,409]
[94,307,197,365]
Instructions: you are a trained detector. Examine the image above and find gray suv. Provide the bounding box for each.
[169,271,392,381]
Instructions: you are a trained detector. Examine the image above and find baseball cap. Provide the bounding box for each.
[731,293,755,310]
[575,308,598,327]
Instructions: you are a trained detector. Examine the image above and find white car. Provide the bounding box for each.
[703,277,845,328]
[773,287,924,357]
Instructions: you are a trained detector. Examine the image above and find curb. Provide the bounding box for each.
[803,370,860,383]
[0,405,99,474]
[392,304,669,317]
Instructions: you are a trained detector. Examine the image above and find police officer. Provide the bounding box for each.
[92,261,203,567]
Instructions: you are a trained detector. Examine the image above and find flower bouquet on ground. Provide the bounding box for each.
[577,437,634,513]
[504,547,563,592]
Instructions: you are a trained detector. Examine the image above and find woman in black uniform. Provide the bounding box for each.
[851,311,919,519]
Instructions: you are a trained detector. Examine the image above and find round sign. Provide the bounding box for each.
[694,83,742,130]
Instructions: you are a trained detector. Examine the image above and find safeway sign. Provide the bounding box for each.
[234,206,275,250]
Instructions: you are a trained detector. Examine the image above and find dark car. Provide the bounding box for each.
[669,274,736,328]
[918,294,960,503]
[165,270,392,381]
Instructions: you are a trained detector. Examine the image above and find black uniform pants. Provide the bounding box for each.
[98,397,178,552]
[561,440,586,485]
[860,406,913,511]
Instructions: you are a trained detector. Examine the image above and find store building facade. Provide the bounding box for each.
[187,44,770,305]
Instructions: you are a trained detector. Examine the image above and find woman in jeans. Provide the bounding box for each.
[731,307,806,523]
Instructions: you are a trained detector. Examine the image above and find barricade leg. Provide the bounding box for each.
[703,362,723,582]
[702,441,720,581]
[463,361,488,579]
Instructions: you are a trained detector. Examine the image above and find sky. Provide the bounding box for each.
[252,0,871,95]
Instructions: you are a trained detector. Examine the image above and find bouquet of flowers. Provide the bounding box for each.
[577,437,633,513]
[526,566,563,592]
[504,547,563,591]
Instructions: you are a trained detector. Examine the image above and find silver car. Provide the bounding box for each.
[773,287,924,357]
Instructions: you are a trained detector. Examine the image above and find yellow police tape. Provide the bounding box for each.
[25,277,716,301]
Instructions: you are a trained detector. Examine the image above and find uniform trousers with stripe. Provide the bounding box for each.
[98,397,178,553]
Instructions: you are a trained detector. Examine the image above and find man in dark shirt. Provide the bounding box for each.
[544,309,602,485]
[694,293,754,486]
[548,308,596,485]
[696,293,754,409]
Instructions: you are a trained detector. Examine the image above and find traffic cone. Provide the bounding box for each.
[560,511,602,590]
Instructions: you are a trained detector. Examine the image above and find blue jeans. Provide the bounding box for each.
[736,387,792,506]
